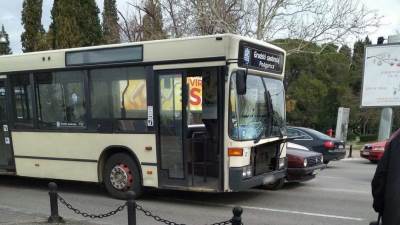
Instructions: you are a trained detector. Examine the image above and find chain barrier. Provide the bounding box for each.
[135,203,234,225]
[57,194,236,225]
[49,182,242,225]
[58,194,127,219]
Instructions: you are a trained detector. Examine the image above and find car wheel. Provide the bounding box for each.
[261,178,285,190]
[103,153,142,199]
[323,160,330,165]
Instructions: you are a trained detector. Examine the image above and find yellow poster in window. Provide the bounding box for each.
[122,80,147,110]
[159,76,203,111]
[187,77,202,111]
[160,77,182,111]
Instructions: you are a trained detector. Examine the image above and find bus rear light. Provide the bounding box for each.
[228,148,243,156]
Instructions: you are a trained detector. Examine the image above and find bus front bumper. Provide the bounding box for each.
[229,167,287,191]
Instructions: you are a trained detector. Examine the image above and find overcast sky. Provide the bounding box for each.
[1,0,399,53]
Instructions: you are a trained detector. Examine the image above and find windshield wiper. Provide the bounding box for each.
[264,89,274,136]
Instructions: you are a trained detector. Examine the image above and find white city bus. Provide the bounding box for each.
[0,34,287,198]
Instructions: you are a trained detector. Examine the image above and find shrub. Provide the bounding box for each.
[359,134,377,142]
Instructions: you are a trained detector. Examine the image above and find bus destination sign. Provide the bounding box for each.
[239,41,284,74]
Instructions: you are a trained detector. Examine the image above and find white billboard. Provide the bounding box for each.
[362,44,400,107]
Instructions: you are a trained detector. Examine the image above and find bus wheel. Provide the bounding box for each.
[103,153,142,199]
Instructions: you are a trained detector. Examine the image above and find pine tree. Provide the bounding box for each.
[349,39,364,95]
[364,36,372,45]
[79,0,103,46]
[50,0,103,49]
[0,25,12,55]
[339,44,351,63]
[102,0,120,44]
[142,0,166,41]
[21,0,46,52]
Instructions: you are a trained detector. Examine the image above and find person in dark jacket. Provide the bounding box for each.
[371,128,400,225]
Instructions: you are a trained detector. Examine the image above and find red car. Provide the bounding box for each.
[360,140,387,162]
[265,143,326,190]
[286,143,326,182]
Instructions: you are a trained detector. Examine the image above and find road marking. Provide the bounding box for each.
[155,197,365,222]
[306,187,370,195]
[319,175,346,179]
[342,158,368,161]
[228,204,364,221]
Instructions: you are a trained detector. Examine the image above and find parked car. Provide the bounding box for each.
[265,142,326,190]
[287,126,346,164]
[287,142,326,181]
[360,140,387,163]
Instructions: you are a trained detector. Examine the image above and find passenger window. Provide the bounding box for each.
[35,71,86,129]
[287,129,297,137]
[298,131,311,139]
[10,74,33,128]
[90,67,147,132]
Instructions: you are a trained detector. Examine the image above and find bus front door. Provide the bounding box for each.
[156,69,221,191]
[157,72,188,187]
[0,78,14,171]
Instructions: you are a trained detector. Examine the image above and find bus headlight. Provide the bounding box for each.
[242,166,252,178]
[303,158,308,167]
[279,157,286,169]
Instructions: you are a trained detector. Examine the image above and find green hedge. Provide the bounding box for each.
[359,135,377,142]
[347,133,358,141]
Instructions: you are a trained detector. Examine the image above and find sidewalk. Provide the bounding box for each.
[0,206,98,225]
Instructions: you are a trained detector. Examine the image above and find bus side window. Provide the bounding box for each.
[90,67,148,132]
[35,71,86,129]
[10,73,34,128]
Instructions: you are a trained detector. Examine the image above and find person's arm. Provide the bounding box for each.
[371,141,391,213]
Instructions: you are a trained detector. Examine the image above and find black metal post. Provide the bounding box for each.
[231,206,243,225]
[127,191,136,225]
[48,182,64,223]
[348,145,353,158]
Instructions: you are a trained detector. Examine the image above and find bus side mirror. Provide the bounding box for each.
[236,70,247,95]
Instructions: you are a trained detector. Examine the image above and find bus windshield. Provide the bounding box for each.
[229,73,286,141]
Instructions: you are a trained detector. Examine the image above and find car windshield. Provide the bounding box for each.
[229,72,286,141]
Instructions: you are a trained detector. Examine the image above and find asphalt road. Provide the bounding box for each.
[0,158,378,225]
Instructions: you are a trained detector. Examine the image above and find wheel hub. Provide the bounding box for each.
[110,164,133,190]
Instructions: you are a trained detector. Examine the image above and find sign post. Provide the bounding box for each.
[362,35,400,140]
[335,107,350,142]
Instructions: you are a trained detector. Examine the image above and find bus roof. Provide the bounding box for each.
[0,34,286,74]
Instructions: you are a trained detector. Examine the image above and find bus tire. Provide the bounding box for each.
[103,153,142,199]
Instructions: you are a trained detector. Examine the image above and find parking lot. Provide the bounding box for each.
[0,156,377,225]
